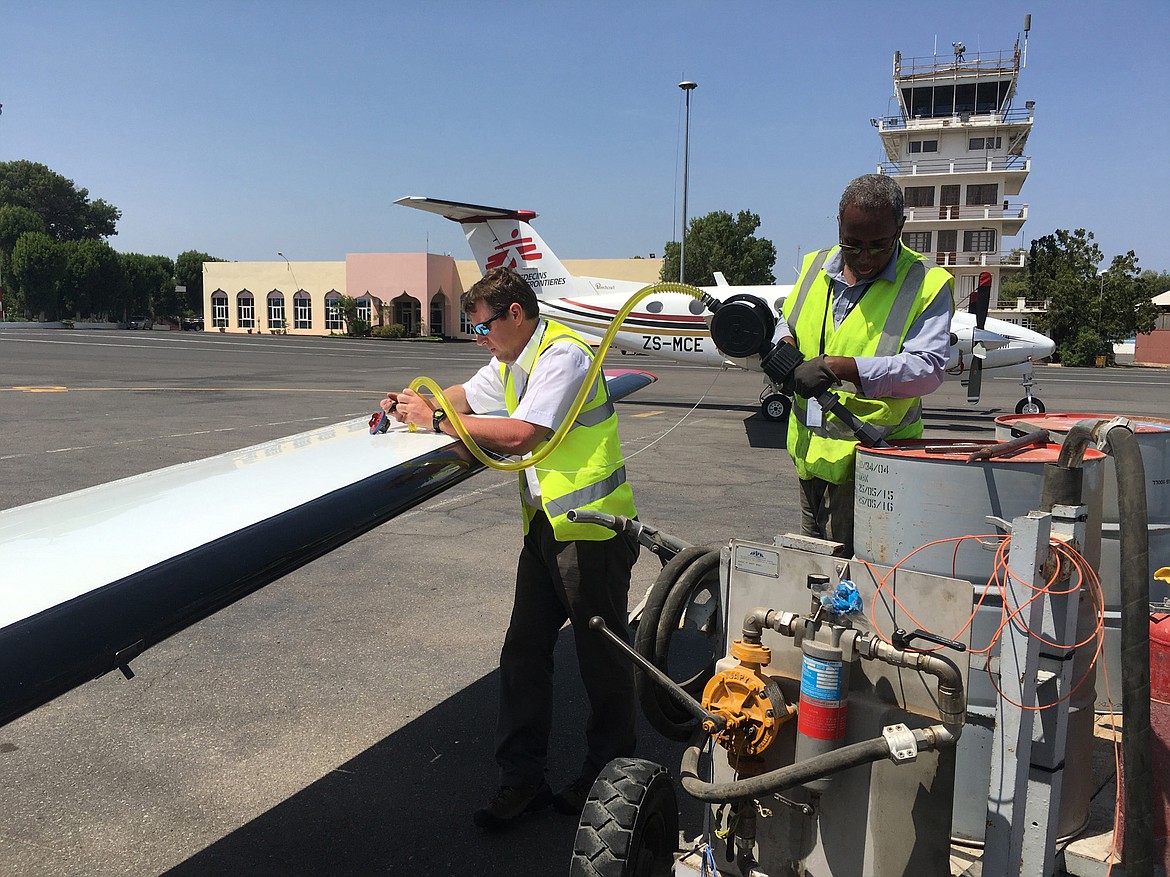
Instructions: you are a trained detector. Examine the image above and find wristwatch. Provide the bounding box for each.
[432,408,448,433]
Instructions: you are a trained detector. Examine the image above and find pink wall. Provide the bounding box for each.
[344,253,462,333]
[345,253,460,304]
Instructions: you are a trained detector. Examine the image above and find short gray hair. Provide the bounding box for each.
[838,174,905,224]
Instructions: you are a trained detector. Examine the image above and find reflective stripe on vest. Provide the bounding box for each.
[504,319,636,541]
[794,398,922,440]
[784,248,834,331]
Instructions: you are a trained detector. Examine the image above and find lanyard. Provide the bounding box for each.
[821,274,877,356]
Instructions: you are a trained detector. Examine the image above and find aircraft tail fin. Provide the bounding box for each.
[395,196,575,297]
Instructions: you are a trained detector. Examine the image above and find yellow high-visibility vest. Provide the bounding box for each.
[504,319,637,541]
[782,246,953,484]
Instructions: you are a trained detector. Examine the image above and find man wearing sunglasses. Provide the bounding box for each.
[776,174,954,556]
[382,266,639,830]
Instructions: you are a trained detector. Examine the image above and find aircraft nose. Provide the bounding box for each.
[1020,326,1055,359]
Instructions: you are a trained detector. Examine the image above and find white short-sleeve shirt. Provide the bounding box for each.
[462,319,593,498]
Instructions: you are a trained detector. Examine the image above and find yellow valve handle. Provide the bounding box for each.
[405,281,708,471]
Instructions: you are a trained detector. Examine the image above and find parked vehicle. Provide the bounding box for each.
[127,316,153,330]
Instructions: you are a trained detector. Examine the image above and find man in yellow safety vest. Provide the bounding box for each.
[780,174,954,556]
[383,266,639,829]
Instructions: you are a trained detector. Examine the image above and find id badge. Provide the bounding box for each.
[806,397,823,428]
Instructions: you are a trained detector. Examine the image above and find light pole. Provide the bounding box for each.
[1097,269,1106,331]
[678,80,697,284]
[277,252,296,332]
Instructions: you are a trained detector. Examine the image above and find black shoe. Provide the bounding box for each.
[473,782,553,830]
[553,773,598,815]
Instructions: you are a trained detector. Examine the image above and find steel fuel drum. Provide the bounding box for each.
[853,439,1106,843]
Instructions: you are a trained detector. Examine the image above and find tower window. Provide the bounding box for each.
[904,186,935,207]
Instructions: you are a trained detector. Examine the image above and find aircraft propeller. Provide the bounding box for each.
[965,271,992,403]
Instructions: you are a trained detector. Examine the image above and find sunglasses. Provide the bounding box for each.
[838,223,904,259]
[837,233,901,258]
[470,307,509,336]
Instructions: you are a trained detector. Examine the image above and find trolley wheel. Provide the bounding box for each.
[1015,397,1045,415]
[569,758,678,877]
[760,393,791,423]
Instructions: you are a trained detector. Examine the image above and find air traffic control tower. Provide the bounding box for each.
[874,17,1038,327]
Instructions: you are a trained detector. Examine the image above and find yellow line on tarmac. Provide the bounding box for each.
[3,386,376,394]
[633,411,664,418]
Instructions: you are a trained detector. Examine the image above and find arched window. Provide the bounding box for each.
[324,292,343,331]
[293,291,311,329]
[211,291,229,327]
[267,290,285,330]
[430,291,447,337]
[356,297,372,325]
[237,291,255,329]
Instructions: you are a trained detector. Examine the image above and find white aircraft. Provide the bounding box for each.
[0,371,657,726]
[397,196,1054,419]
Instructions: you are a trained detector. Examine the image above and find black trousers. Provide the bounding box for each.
[799,476,856,558]
[494,510,639,787]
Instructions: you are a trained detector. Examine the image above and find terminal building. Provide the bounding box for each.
[202,254,662,338]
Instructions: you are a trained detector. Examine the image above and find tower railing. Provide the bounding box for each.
[879,155,1030,176]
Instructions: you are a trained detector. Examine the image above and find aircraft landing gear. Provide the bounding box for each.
[1015,370,1044,415]
[760,386,791,423]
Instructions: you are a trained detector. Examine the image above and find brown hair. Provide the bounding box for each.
[462,267,540,319]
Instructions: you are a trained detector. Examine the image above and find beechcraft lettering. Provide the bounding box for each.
[396,196,1055,417]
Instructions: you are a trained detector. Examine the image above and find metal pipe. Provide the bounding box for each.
[588,616,726,733]
[863,638,966,731]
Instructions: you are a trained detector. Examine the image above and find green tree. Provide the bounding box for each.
[0,160,120,241]
[9,232,66,320]
[1028,229,1157,366]
[335,294,368,336]
[0,205,47,306]
[61,239,125,318]
[174,250,226,316]
[661,210,776,286]
[120,252,175,319]
[1141,269,1170,300]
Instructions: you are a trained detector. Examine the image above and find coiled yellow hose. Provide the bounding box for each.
[405,281,707,471]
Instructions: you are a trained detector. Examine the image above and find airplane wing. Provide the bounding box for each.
[0,369,656,727]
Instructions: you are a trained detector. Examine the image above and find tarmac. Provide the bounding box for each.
[1,327,1167,876]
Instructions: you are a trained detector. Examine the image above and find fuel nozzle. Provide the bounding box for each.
[706,292,803,386]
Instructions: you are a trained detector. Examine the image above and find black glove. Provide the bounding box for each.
[791,356,839,399]
[760,341,804,393]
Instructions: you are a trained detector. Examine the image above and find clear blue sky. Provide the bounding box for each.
[3,0,1167,277]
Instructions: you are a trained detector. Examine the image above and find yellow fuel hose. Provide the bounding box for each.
[404,281,708,472]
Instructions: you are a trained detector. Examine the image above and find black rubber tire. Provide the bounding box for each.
[760,392,791,423]
[569,758,679,877]
[1015,397,1045,414]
